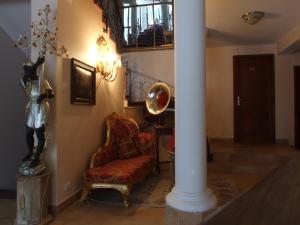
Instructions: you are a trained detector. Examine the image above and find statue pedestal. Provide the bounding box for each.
[15,173,52,225]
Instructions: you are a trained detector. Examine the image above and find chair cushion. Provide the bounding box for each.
[137,132,154,145]
[117,137,140,159]
[134,132,156,155]
[93,142,116,167]
[84,155,155,184]
[109,114,139,138]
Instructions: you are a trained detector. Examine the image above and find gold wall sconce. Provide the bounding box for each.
[96,36,121,82]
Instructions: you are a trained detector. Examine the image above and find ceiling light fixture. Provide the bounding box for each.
[242,11,265,25]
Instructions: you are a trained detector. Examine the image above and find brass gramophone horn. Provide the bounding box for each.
[146,82,172,115]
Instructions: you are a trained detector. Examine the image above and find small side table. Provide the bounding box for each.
[153,126,173,174]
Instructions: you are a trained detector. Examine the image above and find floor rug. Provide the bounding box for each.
[88,173,170,208]
[88,165,240,208]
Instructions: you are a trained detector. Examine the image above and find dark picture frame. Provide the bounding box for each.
[71,58,96,105]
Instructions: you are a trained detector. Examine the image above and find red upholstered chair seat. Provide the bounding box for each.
[84,155,154,184]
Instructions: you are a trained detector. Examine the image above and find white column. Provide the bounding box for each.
[166,0,217,212]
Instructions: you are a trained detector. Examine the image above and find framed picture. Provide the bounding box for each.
[71,58,96,105]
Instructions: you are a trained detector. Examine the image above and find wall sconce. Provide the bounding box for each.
[96,36,121,82]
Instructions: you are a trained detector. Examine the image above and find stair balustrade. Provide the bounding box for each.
[124,64,174,104]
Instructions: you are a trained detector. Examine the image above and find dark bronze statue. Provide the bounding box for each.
[21,56,54,169]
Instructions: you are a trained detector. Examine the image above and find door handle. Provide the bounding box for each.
[237,96,241,106]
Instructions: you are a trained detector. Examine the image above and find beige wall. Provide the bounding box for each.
[206,46,235,139]
[274,54,294,144]
[123,44,295,144]
[32,0,124,205]
[55,0,125,205]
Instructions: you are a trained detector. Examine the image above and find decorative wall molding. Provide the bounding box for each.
[209,138,234,143]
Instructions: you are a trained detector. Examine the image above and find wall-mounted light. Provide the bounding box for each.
[96,36,121,82]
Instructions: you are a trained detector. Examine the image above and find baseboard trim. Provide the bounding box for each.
[0,189,16,199]
[160,160,171,164]
[209,138,234,143]
[49,190,81,216]
[275,139,289,145]
[209,138,289,145]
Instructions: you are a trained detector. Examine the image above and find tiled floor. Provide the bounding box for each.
[209,143,297,193]
[203,146,300,225]
[0,199,16,225]
[51,203,166,225]
[0,143,298,225]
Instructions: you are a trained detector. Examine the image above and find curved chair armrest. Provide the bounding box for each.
[89,141,114,169]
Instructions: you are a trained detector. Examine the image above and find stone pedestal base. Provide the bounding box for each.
[166,205,214,225]
[14,215,53,225]
[16,173,52,225]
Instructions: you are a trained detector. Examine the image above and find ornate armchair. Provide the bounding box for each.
[80,113,156,207]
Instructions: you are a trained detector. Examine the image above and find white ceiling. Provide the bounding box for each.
[206,0,300,47]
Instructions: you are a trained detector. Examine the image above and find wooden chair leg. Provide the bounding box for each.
[152,166,159,176]
[79,187,90,202]
[119,186,130,208]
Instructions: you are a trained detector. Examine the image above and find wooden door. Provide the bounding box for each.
[234,54,275,142]
[294,66,300,149]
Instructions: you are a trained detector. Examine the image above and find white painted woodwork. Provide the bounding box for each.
[166,0,217,212]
